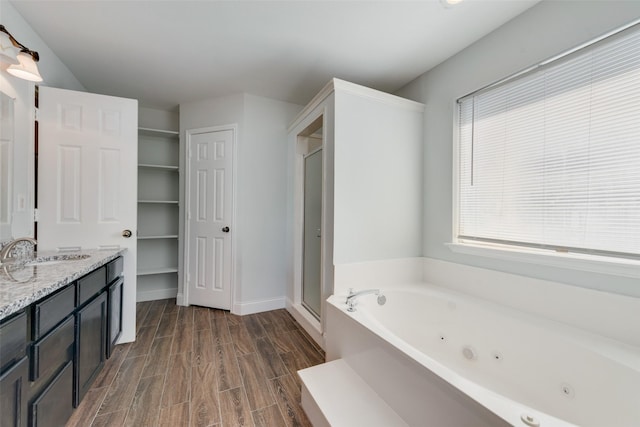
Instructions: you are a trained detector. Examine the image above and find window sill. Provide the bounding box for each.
[446,242,640,279]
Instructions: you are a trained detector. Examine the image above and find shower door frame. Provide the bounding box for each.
[290,104,332,348]
[301,146,323,321]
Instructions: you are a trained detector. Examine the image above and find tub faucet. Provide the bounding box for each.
[346,288,386,312]
[0,237,37,265]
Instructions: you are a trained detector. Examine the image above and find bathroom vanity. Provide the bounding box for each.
[0,250,124,427]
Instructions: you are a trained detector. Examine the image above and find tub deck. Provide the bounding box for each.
[319,286,640,427]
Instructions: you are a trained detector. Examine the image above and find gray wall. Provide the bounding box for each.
[396,0,640,297]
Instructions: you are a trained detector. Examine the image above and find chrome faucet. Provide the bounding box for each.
[345,288,386,312]
[0,237,37,265]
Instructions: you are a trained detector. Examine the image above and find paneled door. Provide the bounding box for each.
[185,126,234,310]
[38,87,137,342]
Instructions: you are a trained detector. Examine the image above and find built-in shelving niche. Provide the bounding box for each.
[137,127,180,302]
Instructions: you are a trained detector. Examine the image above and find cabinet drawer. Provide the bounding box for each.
[0,310,27,374]
[106,256,123,284]
[30,316,74,382]
[77,266,107,306]
[32,285,75,341]
[29,360,74,427]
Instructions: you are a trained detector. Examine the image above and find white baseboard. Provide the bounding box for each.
[136,287,178,302]
[232,296,286,315]
[176,292,185,306]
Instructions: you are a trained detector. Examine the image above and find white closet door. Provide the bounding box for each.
[186,127,234,310]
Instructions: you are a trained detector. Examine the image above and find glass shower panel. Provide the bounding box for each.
[302,149,322,319]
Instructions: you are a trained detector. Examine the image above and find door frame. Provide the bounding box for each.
[181,124,238,310]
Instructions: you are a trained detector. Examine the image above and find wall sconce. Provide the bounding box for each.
[0,24,43,82]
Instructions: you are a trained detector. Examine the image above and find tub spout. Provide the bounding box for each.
[346,288,386,312]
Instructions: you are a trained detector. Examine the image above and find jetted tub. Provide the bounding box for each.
[325,285,640,427]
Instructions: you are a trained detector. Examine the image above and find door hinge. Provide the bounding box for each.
[33,208,39,222]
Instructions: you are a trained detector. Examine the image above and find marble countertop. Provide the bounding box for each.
[0,249,125,321]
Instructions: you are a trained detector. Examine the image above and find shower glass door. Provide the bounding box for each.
[302,148,322,319]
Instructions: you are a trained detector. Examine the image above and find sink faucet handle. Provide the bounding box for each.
[0,236,37,264]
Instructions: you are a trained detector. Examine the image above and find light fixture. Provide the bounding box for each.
[0,25,43,82]
[0,31,19,64]
[440,0,464,8]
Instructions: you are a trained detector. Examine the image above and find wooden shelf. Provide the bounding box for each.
[138,200,179,204]
[137,235,178,240]
[138,127,179,137]
[137,267,178,276]
[138,164,179,171]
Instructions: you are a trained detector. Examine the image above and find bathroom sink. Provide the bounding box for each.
[25,254,91,266]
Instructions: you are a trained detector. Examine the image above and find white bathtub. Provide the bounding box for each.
[325,285,640,427]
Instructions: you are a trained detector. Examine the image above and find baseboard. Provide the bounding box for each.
[176,292,185,306]
[136,287,178,302]
[232,296,286,315]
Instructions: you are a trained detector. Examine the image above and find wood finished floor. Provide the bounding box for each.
[66,299,325,427]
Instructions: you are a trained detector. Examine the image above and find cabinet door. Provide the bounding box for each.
[106,278,123,359]
[0,310,27,374]
[0,356,28,427]
[74,292,107,407]
[28,361,73,427]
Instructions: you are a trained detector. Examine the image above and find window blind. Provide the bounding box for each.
[457,24,640,259]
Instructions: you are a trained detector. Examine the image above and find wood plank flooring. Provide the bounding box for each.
[66,299,324,427]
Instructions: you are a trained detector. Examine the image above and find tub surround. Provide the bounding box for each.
[334,257,640,348]
[0,248,125,320]
[299,257,640,426]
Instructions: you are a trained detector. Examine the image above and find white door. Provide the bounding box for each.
[38,86,137,343]
[186,127,234,310]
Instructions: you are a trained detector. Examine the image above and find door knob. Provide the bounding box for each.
[222,226,230,233]
[122,229,133,238]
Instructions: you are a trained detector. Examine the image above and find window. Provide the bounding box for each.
[455,23,640,263]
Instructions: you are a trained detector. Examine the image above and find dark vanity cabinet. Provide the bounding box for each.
[0,357,29,427]
[0,310,28,427]
[74,268,107,406]
[106,256,124,358]
[0,255,123,427]
[28,285,75,427]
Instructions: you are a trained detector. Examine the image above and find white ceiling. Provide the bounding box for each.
[11,0,539,110]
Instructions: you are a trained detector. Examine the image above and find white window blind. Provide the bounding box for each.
[457,24,640,260]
